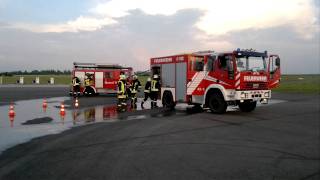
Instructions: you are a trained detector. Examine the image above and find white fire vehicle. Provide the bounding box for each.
[70,62,133,96]
[150,49,281,113]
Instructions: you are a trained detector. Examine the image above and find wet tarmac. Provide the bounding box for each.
[2,92,317,180]
[0,96,177,153]
[0,96,287,154]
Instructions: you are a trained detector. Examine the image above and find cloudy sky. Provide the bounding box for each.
[0,0,319,74]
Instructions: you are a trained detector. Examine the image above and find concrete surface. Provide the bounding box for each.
[0,91,319,180]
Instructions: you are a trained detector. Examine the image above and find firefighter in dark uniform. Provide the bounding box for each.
[72,76,81,96]
[84,73,93,95]
[150,74,160,108]
[117,74,127,108]
[129,75,141,108]
[141,77,151,109]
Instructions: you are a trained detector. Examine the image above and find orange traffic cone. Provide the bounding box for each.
[74,98,79,108]
[42,98,48,112]
[43,98,48,108]
[8,103,15,117]
[60,102,66,116]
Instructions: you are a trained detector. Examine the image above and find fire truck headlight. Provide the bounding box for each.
[260,98,268,104]
[240,92,246,99]
[264,92,270,98]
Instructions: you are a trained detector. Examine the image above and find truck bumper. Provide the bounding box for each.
[234,90,271,102]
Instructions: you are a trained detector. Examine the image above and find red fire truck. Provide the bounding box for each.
[70,62,133,96]
[150,49,281,113]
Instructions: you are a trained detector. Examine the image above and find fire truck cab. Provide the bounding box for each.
[70,62,133,96]
[150,49,280,113]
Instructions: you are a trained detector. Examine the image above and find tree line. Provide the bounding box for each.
[0,70,71,76]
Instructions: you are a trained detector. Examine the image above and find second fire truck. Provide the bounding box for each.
[70,62,133,96]
[150,49,281,113]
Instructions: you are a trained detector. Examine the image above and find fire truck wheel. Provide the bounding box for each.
[239,101,257,112]
[162,91,175,109]
[208,93,227,114]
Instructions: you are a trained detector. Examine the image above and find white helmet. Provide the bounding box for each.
[147,77,151,81]
[153,74,159,79]
[133,75,138,80]
[120,74,126,80]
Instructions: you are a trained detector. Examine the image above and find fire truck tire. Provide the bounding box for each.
[208,93,227,114]
[162,91,175,109]
[239,101,257,112]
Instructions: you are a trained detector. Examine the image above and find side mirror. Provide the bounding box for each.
[275,57,280,66]
[237,61,243,67]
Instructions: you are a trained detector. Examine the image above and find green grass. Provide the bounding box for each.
[0,75,71,85]
[273,75,320,94]
[1,74,319,94]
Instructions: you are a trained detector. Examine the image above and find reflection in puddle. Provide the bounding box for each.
[0,97,163,153]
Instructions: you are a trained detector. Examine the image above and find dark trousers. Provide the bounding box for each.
[143,92,150,102]
[150,91,159,107]
[73,85,80,94]
[150,91,158,101]
[126,88,131,98]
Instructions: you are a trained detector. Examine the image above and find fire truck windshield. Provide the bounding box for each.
[236,56,266,72]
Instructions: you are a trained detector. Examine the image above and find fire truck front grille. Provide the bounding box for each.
[243,82,268,90]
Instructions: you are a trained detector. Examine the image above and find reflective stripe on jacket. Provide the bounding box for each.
[130,80,141,94]
[84,79,91,86]
[117,81,125,95]
[72,78,80,86]
[151,80,159,92]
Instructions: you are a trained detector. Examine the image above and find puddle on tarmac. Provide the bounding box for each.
[0,97,286,153]
[0,97,170,153]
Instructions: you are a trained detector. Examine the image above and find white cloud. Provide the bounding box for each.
[90,0,319,38]
[6,0,320,39]
[1,9,319,73]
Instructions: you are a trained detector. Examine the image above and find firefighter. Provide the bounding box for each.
[84,74,95,95]
[129,75,142,108]
[141,77,151,109]
[72,76,81,96]
[150,74,160,108]
[84,74,90,89]
[84,75,90,95]
[117,74,127,108]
